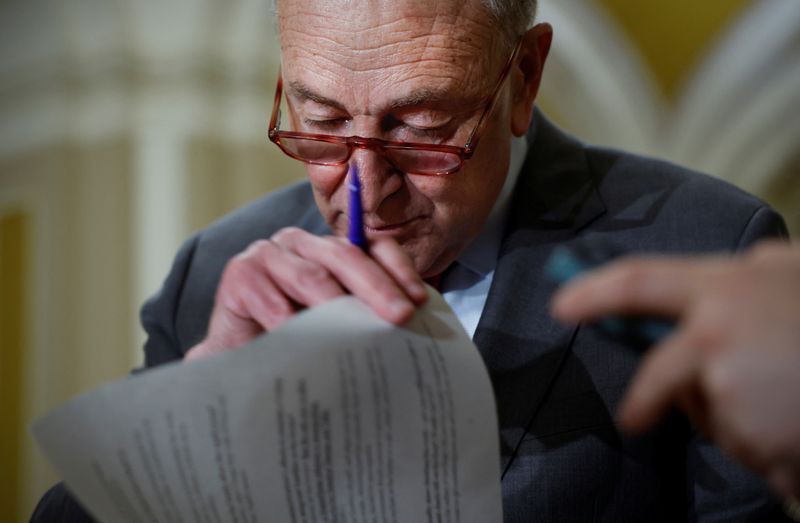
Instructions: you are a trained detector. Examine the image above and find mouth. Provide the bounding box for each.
[363,217,420,235]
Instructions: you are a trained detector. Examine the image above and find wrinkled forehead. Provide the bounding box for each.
[276,0,505,107]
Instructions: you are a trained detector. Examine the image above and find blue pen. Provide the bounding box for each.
[347,164,368,250]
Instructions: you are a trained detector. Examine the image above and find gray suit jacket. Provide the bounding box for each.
[34,113,790,522]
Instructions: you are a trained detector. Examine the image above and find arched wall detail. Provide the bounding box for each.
[537,0,800,204]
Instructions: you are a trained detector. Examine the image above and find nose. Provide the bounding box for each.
[350,146,402,214]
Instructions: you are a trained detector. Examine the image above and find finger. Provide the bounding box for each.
[551,257,705,323]
[222,248,300,328]
[226,261,299,331]
[675,383,711,438]
[191,256,299,359]
[274,229,415,324]
[252,239,348,307]
[184,342,216,361]
[699,351,779,476]
[367,237,427,304]
[617,327,703,434]
[746,239,792,264]
[767,464,800,500]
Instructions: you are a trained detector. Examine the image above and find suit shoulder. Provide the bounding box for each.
[583,146,786,251]
[523,113,775,234]
[586,146,766,210]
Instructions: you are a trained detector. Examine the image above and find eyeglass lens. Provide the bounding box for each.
[277,136,463,175]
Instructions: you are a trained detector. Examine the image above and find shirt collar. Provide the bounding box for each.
[454,134,528,277]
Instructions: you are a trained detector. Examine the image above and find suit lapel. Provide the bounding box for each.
[473,112,607,475]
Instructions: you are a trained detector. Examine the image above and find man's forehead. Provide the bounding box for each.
[277,0,503,110]
[286,78,481,114]
[278,0,485,29]
[277,0,500,68]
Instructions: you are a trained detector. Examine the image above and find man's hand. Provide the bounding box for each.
[551,241,800,498]
[186,227,427,360]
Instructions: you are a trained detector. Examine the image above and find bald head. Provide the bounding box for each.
[276,0,512,107]
[274,0,536,50]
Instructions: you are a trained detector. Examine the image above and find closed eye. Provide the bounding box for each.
[303,118,349,131]
[399,121,461,143]
[382,114,456,142]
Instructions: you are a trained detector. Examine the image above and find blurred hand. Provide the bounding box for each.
[551,241,800,498]
[185,227,427,360]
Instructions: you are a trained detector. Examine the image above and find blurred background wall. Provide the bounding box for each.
[1,0,798,519]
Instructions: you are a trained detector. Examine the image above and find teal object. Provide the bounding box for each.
[545,242,674,346]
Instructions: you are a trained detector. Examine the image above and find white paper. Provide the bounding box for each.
[31,290,502,523]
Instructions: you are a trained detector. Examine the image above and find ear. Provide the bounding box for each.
[510,23,553,137]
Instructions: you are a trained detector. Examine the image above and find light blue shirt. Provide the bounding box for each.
[440,135,528,339]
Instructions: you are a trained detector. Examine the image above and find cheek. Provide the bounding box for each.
[410,177,475,236]
[307,164,347,196]
[428,144,510,238]
[307,165,348,223]
[406,175,448,202]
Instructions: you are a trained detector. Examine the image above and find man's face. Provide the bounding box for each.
[278,0,530,277]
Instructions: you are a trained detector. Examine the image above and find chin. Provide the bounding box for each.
[399,238,446,278]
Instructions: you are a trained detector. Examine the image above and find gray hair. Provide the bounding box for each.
[482,0,538,47]
[272,1,537,47]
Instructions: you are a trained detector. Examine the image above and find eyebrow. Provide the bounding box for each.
[388,88,452,109]
[287,81,469,112]
[287,82,348,112]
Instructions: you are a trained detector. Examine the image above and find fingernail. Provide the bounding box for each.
[390,299,413,320]
[409,282,426,298]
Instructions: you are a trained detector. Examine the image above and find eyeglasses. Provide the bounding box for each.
[268,39,522,176]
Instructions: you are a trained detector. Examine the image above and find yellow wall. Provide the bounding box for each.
[0,143,140,519]
[0,211,26,519]
[599,0,753,98]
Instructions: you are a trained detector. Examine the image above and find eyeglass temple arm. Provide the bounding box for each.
[463,39,523,157]
[269,65,284,134]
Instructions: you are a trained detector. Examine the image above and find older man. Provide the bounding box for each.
[34,0,790,521]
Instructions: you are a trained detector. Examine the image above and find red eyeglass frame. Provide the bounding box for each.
[267,39,523,176]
